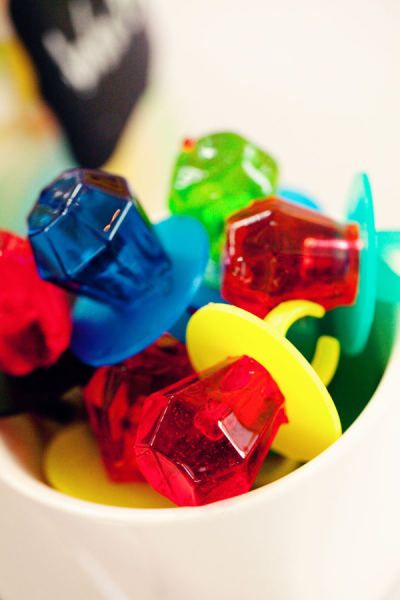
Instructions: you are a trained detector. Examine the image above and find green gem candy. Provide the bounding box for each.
[168,132,278,287]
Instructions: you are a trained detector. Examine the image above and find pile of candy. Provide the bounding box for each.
[1,132,399,508]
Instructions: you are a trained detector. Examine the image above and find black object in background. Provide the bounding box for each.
[10,0,150,168]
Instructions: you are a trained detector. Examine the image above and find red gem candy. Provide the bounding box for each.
[0,231,72,375]
[222,198,360,318]
[83,335,194,482]
[135,355,287,506]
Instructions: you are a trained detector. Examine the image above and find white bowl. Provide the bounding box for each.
[0,301,398,600]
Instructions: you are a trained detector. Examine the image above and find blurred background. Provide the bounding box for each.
[1,0,400,237]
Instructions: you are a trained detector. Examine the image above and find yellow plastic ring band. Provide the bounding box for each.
[187,301,342,461]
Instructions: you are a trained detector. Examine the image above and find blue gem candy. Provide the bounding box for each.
[71,215,210,366]
[28,169,172,307]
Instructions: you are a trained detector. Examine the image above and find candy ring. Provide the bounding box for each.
[28,169,209,367]
[334,173,400,354]
[187,300,342,461]
[170,190,321,342]
[71,215,209,366]
[222,173,400,356]
[44,423,304,506]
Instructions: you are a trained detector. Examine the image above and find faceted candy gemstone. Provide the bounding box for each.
[0,231,72,376]
[222,198,360,318]
[84,335,194,482]
[169,132,278,287]
[28,169,172,307]
[135,355,287,506]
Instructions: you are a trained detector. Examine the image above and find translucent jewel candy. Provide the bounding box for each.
[169,132,278,287]
[84,335,194,482]
[28,168,172,307]
[135,355,287,506]
[28,169,209,367]
[187,301,341,462]
[222,198,360,318]
[0,231,72,376]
